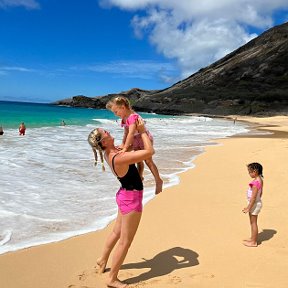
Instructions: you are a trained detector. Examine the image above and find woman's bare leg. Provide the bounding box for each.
[97,211,122,273]
[107,211,142,288]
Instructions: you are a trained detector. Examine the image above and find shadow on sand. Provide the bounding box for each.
[121,247,199,284]
[258,229,277,245]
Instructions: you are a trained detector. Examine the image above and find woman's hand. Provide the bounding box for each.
[136,118,146,134]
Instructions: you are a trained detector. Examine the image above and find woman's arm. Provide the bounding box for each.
[115,119,154,166]
[122,124,136,151]
[119,127,129,149]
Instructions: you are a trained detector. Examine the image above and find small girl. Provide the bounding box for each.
[242,162,264,247]
[106,96,163,194]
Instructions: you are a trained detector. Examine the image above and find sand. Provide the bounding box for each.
[1,116,288,288]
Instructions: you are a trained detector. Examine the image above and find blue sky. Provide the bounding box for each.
[0,0,287,103]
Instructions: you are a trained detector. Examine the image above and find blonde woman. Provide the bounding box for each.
[88,118,154,288]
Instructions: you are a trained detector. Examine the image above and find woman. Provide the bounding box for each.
[88,118,155,288]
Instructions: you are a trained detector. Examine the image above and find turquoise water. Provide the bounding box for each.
[0,101,114,128]
[0,101,170,129]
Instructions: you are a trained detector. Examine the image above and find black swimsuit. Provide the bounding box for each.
[112,154,143,191]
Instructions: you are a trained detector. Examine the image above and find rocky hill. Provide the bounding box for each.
[54,22,288,116]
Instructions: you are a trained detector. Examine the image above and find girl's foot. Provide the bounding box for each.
[96,258,107,273]
[107,279,128,288]
[155,179,163,194]
[243,238,252,242]
[243,240,257,247]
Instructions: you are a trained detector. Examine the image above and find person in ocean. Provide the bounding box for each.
[106,96,163,195]
[19,122,26,136]
[88,117,155,288]
[242,162,264,247]
[0,125,4,135]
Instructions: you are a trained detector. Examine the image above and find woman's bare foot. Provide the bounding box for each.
[155,179,163,194]
[243,240,257,247]
[107,278,128,288]
[96,258,107,273]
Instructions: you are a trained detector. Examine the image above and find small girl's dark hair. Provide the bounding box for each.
[247,162,263,177]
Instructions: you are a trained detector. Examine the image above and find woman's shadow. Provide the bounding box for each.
[121,247,199,284]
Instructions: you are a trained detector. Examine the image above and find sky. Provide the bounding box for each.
[0,0,287,103]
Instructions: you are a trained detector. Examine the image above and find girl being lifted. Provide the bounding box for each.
[106,96,163,195]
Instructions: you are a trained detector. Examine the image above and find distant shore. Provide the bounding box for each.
[1,115,288,288]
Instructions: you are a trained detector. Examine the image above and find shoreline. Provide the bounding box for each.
[0,116,246,256]
[1,115,288,288]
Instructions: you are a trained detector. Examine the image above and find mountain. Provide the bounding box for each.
[54,22,288,116]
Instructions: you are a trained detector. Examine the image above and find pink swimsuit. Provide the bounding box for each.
[121,113,153,150]
[247,179,262,201]
[246,179,263,215]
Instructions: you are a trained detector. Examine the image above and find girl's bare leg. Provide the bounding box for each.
[243,214,258,247]
[107,211,142,288]
[137,161,145,180]
[145,158,163,194]
[97,211,122,273]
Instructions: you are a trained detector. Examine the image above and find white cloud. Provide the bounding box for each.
[71,60,177,81]
[0,0,40,9]
[0,66,35,74]
[100,0,288,79]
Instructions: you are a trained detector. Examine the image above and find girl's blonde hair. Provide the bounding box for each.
[106,96,133,111]
[87,128,105,171]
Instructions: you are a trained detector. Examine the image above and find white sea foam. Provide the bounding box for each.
[92,118,116,124]
[0,230,12,246]
[0,116,249,254]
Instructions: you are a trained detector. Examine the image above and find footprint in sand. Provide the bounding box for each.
[78,266,99,281]
[77,272,87,281]
[170,275,182,284]
[190,272,215,279]
[132,279,161,287]
[69,264,109,288]
[67,285,92,288]
[244,283,267,288]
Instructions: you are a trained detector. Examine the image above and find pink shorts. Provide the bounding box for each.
[133,131,153,150]
[116,188,143,215]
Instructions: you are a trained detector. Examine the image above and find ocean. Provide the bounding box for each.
[0,101,249,254]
